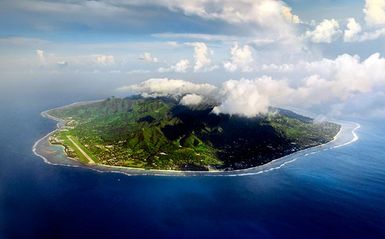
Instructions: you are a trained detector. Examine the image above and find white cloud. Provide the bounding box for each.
[125,69,151,74]
[212,78,272,117]
[189,42,212,72]
[15,0,129,17]
[223,43,253,72]
[333,91,385,118]
[260,63,294,72]
[180,94,204,105]
[151,0,300,27]
[364,0,385,25]
[36,49,46,65]
[94,55,115,65]
[286,53,385,107]
[10,0,300,34]
[223,62,237,72]
[117,52,385,117]
[357,27,385,41]
[216,53,385,116]
[158,59,190,73]
[56,61,68,67]
[118,78,217,97]
[338,16,385,43]
[264,53,385,109]
[138,52,158,62]
[305,19,341,43]
[152,33,243,42]
[344,18,362,42]
[281,4,301,24]
[146,0,303,50]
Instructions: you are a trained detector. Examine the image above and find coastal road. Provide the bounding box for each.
[67,136,96,164]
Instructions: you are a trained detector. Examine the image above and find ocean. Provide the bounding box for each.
[1,82,385,239]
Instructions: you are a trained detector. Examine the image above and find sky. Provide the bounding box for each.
[1,0,385,118]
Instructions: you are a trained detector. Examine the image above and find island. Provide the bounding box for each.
[46,96,340,171]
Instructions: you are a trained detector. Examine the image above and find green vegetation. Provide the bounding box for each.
[48,96,340,171]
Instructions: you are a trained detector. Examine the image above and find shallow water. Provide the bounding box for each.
[1,84,385,238]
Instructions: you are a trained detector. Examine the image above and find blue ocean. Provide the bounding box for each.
[1,82,385,239]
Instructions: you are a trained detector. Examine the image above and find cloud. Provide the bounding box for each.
[30,52,119,72]
[1,0,306,75]
[147,0,303,49]
[338,17,385,42]
[180,94,204,106]
[118,78,217,98]
[94,55,115,65]
[212,78,272,117]
[15,0,126,15]
[281,4,301,24]
[0,37,50,46]
[119,52,385,117]
[266,53,385,109]
[216,53,385,116]
[138,52,158,62]
[3,0,301,48]
[344,18,362,42]
[152,33,244,42]
[158,59,190,73]
[125,69,151,74]
[152,33,278,49]
[364,0,385,25]
[151,0,300,27]
[36,49,46,65]
[223,43,254,72]
[188,42,213,72]
[305,19,341,43]
[356,27,385,41]
[260,63,294,72]
[332,91,385,118]
[56,61,68,67]
[8,0,300,33]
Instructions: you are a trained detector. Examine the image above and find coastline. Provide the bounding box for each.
[32,100,360,176]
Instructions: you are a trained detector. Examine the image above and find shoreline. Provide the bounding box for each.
[32,100,360,177]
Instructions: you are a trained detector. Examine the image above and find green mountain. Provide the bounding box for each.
[48,96,340,171]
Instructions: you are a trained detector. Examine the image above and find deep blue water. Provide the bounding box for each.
[1,82,385,239]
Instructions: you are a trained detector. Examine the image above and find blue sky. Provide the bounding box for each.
[1,0,385,118]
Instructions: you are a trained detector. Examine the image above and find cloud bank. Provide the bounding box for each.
[118,78,217,98]
[119,52,385,118]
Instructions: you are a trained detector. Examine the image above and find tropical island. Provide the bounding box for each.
[46,96,340,171]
